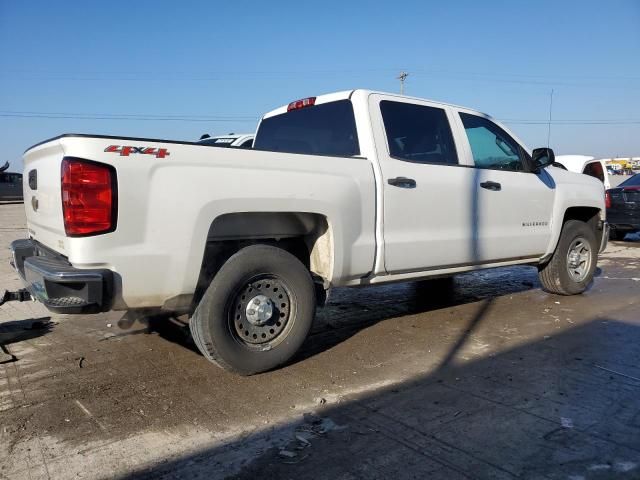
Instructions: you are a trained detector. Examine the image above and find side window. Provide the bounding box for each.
[0,174,7,183]
[380,101,458,165]
[459,113,525,171]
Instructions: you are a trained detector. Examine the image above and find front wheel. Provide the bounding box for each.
[190,244,316,375]
[538,220,598,295]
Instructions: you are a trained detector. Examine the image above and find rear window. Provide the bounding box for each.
[254,100,360,157]
[620,174,640,187]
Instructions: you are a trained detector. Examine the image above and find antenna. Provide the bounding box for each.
[397,72,408,95]
[547,88,554,147]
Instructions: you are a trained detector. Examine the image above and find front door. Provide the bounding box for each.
[370,95,479,273]
[455,112,555,262]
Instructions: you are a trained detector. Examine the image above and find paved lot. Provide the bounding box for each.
[609,174,634,188]
[1,202,640,480]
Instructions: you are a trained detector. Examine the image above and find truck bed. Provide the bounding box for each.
[22,134,377,309]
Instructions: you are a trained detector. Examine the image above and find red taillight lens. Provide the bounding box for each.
[605,191,612,209]
[287,97,316,111]
[61,158,116,236]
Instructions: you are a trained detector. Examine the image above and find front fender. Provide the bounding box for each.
[542,167,605,259]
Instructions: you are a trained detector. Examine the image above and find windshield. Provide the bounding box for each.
[254,100,360,157]
[620,173,640,187]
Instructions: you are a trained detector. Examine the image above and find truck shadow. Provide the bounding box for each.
[0,317,53,363]
[117,316,640,479]
[298,265,539,363]
[143,265,540,363]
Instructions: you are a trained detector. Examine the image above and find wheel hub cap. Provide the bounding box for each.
[231,278,290,345]
[566,237,592,282]
[245,295,273,325]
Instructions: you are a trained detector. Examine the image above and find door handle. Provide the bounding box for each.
[388,177,416,189]
[480,181,501,191]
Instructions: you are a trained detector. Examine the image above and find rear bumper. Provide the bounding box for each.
[607,206,640,232]
[10,239,113,314]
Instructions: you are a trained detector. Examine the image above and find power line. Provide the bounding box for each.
[2,67,639,89]
[0,109,639,125]
[2,66,639,81]
[503,120,640,125]
[0,110,255,119]
[0,111,258,122]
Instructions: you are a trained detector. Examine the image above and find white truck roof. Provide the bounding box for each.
[555,155,595,172]
[556,155,610,189]
[262,89,490,120]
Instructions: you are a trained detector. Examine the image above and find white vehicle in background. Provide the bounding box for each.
[8,90,608,375]
[555,155,610,189]
[198,133,254,149]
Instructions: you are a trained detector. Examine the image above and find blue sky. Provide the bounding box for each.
[1,0,638,171]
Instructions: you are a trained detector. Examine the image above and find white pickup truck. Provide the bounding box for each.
[9,90,608,374]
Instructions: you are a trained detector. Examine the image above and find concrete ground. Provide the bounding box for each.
[1,202,640,480]
[609,174,634,188]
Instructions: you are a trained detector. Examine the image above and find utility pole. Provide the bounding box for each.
[397,72,408,95]
[547,88,554,147]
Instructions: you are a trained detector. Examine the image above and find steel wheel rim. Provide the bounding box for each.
[228,275,294,349]
[566,237,592,282]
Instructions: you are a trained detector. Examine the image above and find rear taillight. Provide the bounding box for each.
[61,158,116,236]
[287,97,316,111]
[605,191,612,209]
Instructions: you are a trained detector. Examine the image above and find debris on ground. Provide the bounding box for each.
[278,449,296,458]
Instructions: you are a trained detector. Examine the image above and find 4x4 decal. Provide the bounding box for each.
[104,145,170,158]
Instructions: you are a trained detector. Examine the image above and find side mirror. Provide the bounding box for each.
[531,147,555,173]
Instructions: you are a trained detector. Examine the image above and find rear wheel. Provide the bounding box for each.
[538,220,597,295]
[190,244,315,375]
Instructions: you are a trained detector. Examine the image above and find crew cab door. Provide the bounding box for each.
[369,94,479,273]
[453,110,555,262]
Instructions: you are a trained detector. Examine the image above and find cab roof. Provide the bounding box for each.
[261,89,487,120]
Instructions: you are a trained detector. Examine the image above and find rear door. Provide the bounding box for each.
[369,94,478,273]
[453,111,555,262]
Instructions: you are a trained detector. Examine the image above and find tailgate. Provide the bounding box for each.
[22,139,68,252]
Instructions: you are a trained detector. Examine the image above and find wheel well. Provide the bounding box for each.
[562,206,601,228]
[562,206,603,244]
[191,212,332,311]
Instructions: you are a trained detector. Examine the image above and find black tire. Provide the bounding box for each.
[538,220,598,295]
[609,229,626,241]
[190,244,316,375]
